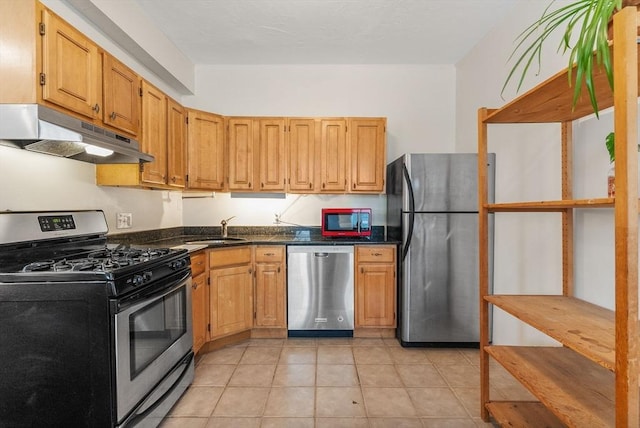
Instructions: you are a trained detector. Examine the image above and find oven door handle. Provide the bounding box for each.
[121,351,194,427]
[116,271,190,314]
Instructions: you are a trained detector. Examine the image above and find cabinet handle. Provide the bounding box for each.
[93,104,100,113]
[373,252,382,256]
[264,252,275,256]
[110,111,116,120]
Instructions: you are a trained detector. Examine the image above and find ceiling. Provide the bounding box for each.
[133,0,518,65]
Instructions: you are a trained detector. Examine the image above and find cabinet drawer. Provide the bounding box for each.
[255,245,285,263]
[209,246,252,268]
[190,251,207,276]
[356,245,396,263]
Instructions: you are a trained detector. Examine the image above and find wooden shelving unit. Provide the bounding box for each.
[478,7,639,427]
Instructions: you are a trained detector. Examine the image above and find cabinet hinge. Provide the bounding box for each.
[207,324,211,332]
[186,174,189,184]
[139,87,143,97]
[207,277,210,285]
[139,163,144,173]
[39,22,45,36]
[185,116,189,125]
[39,73,46,86]
[254,311,257,320]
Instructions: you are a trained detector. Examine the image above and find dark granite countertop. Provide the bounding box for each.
[107,226,399,253]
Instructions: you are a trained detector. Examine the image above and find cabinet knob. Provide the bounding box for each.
[265,252,275,256]
[192,283,197,289]
[92,104,100,113]
[261,182,264,188]
[353,183,356,189]
[110,111,116,120]
[309,183,312,188]
[248,182,252,188]
[322,183,326,189]
[171,176,177,182]
[373,252,382,256]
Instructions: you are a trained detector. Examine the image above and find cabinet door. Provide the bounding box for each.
[255,262,286,328]
[319,119,347,192]
[259,119,286,191]
[140,81,167,185]
[349,118,386,193]
[356,263,396,327]
[210,265,253,337]
[41,8,101,120]
[167,99,187,188]
[228,118,256,191]
[288,119,316,192]
[187,110,226,190]
[102,54,140,136]
[191,272,208,354]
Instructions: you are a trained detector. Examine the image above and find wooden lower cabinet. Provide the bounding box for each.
[355,245,397,328]
[190,251,208,354]
[254,246,286,328]
[209,247,253,339]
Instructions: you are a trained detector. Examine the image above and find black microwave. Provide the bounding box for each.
[321,208,372,237]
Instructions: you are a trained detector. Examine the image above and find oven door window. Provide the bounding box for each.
[129,286,187,378]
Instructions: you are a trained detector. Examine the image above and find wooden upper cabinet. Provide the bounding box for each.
[102,54,140,136]
[288,119,316,193]
[167,99,187,188]
[259,119,286,191]
[228,118,257,191]
[140,80,167,185]
[319,119,348,192]
[187,109,226,190]
[349,118,386,193]
[40,7,102,120]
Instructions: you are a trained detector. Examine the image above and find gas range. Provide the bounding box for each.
[0,211,188,297]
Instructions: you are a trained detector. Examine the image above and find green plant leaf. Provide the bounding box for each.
[606,132,615,162]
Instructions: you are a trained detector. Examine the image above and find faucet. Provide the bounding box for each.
[220,216,235,238]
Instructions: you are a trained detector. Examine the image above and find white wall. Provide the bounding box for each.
[456,0,618,345]
[182,64,457,226]
[0,146,183,233]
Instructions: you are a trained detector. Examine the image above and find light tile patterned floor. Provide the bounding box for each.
[161,337,527,427]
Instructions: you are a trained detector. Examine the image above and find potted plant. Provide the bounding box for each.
[503,0,640,116]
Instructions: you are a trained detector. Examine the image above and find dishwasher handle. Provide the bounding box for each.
[314,252,329,257]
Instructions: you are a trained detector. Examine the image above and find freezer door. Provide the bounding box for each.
[400,213,483,343]
[407,153,495,212]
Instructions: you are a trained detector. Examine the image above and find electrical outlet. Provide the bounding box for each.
[116,213,133,229]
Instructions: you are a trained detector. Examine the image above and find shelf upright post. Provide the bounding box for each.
[477,107,491,421]
[612,6,639,426]
[561,121,574,297]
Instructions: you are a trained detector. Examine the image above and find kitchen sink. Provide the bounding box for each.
[185,237,247,245]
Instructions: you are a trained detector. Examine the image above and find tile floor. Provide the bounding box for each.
[161,337,534,427]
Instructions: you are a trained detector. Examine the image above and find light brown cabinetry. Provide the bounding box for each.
[166,99,187,188]
[190,251,208,354]
[355,245,397,328]
[140,80,167,185]
[102,54,140,136]
[209,247,253,338]
[187,109,226,190]
[349,118,386,193]
[227,117,287,192]
[254,246,286,328]
[287,118,316,192]
[40,6,102,121]
[318,119,348,192]
[478,7,638,426]
[258,119,286,191]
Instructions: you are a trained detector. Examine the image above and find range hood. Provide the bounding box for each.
[0,104,154,164]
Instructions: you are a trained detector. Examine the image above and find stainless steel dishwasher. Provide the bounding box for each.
[287,245,354,336]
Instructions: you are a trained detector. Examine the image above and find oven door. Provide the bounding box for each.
[114,269,193,423]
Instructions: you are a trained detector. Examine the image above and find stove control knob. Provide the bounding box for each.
[143,271,153,282]
[170,259,186,270]
[132,274,144,286]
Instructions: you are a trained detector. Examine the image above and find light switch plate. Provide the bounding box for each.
[116,212,132,229]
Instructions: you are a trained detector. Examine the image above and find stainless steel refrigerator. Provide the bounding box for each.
[386,153,495,346]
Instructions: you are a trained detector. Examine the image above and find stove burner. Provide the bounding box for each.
[19,247,178,273]
[22,260,55,272]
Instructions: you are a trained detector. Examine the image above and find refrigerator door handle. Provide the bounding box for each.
[402,164,415,262]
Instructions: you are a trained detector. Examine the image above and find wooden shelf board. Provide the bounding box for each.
[486,198,614,212]
[483,43,640,124]
[486,346,614,427]
[485,295,615,371]
[486,401,566,427]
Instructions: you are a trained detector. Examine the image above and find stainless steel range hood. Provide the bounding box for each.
[0,104,154,164]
